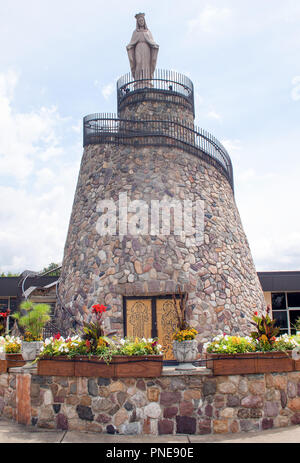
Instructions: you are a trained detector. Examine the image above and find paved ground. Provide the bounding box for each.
[0,417,300,443]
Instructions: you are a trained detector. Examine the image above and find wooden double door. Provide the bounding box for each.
[124,296,178,361]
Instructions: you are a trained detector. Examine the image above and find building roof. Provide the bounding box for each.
[0,276,58,297]
[257,271,300,292]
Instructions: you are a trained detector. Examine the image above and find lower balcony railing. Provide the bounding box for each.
[83,114,234,191]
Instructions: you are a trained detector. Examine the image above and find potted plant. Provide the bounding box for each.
[171,289,199,370]
[0,335,25,373]
[37,303,164,377]
[111,337,164,377]
[204,307,298,375]
[13,300,51,361]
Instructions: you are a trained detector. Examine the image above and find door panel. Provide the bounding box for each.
[156,299,178,361]
[126,299,152,339]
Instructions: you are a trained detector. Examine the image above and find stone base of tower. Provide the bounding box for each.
[56,142,266,352]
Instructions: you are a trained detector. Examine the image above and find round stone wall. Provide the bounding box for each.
[2,369,300,435]
[118,91,194,125]
[57,141,266,349]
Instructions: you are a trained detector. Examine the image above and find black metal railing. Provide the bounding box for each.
[117,69,194,114]
[83,114,234,190]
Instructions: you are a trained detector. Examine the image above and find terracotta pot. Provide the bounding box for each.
[172,340,198,370]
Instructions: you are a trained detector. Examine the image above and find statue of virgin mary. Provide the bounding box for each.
[126,13,159,80]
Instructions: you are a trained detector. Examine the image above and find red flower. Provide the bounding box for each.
[85,340,91,348]
[54,333,61,340]
[254,311,258,316]
[92,304,107,314]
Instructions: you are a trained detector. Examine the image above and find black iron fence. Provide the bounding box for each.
[83,114,234,191]
[117,69,194,114]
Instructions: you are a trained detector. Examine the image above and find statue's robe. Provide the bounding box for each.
[127,28,159,79]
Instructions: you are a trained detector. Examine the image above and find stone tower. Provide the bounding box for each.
[56,16,266,359]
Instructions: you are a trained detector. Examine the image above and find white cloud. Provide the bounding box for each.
[0,69,81,274]
[229,134,300,272]
[0,72,69,181]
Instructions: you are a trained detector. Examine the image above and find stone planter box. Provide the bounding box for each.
[0,354,26,373]
[37,355,163,378]
[206,351,294,375]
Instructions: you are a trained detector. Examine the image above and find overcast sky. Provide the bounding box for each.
[0,0,299,274]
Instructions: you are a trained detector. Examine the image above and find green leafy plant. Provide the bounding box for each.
[13,300,51,341]
[204,334,256,354]
[114,337,163,356]
[250,306,280,349]
[0,335,22,354]
[80,304,112,352]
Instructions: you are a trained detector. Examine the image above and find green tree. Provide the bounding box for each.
[41,263,61,276]
[13,300,51,341]
[0,271,20,277]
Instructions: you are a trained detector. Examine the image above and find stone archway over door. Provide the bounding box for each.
[124,296,178,361]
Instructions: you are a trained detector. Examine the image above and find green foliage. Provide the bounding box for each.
[81,320,105,352]
[0,272,20,277]
[115,337,162,356]
[38,335,163,364]
[250,307,280,346]
[41,263,61,276]
[204,335,256,354]
[204,333,298,354]
[293,317,300,331]
[13,300,51,340]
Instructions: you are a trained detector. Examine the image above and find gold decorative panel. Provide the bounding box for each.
[156,299,178,361]
[126,299,152,339]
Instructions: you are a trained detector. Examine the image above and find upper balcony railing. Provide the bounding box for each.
[83,113,234,191]
[117,69,195,115]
